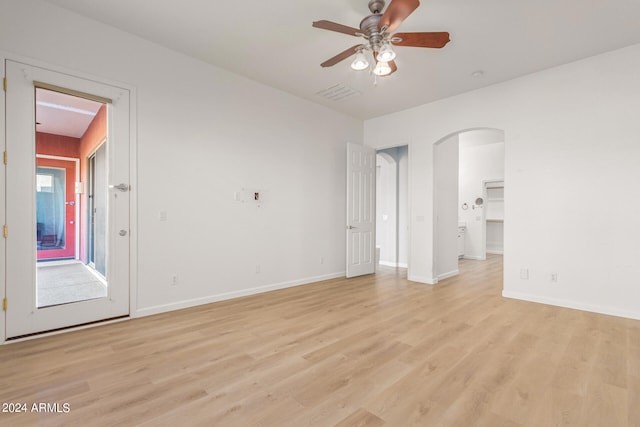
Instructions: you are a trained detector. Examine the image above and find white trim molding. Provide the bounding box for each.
[135,272,346,318]
[502,290,640,321]
[407,274,437,285]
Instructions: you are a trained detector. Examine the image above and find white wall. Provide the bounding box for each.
[0,0,363,318]
[365,44,640,319]
[397,146,409,267]
[434,135,459,280]
[458,131,505,260]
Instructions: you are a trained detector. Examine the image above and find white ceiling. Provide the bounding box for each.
[36,88,102,138]
[44,0,640,120]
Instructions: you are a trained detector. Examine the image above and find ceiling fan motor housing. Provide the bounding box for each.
[360,14,383,51]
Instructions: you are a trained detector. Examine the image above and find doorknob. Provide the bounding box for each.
[109,183,130,192]
[119,230,128,236]
[347,225,357,230]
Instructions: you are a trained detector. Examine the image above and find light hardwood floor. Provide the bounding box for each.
[1,255,638,426]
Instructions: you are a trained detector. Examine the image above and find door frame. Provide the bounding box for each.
[482,178,505,258]
[1,52,138,343]
[374,146,410,270]
[86,141,108,276]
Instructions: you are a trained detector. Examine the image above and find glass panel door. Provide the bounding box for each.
[35,158,78,260]
[86,143,107,276]
[36,167,67,253]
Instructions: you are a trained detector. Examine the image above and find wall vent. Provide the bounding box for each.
[316,84,360,102]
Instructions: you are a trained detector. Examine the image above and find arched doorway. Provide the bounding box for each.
[433,128,505,281]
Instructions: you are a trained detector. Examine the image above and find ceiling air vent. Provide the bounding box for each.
[316,84,360,102]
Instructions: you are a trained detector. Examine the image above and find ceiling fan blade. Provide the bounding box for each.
[378,0,420,34]
[313,20,361,37]
[391,32,450,48]
[386,60,398,76]
[320,44,363,68]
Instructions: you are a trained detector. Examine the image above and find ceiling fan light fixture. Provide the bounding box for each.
[377,42,396,62]
[351,50,370,71]
[313,1,451,80]
[373,60,392,76]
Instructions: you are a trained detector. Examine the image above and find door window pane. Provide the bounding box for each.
[34,87,108,308]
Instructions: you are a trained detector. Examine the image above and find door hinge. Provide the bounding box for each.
[3,224,7,238]
[3,151,6,165]
[2,77,6,92]
[2,298,6,312]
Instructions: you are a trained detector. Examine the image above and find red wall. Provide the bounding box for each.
[36,133,81,157]
[80,104,107,156]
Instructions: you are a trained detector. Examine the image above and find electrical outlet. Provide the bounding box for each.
[320,256,324,264]
[255,265,261,274]
[550,272,558,283]
[171,275,178,286]
[520,269,529,280]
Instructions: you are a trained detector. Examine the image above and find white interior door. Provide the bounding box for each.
[5,60,130,338]
[346,143,376,278]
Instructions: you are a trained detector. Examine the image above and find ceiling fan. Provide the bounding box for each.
[313,0,450,77]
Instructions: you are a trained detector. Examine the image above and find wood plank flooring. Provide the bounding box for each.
[1,255,639,426]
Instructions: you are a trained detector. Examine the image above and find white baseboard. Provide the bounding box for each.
[135,271,346,318]
[378,261,397,267]
[486,250,504,255]
[462,255,484,260]
[378,261,409,268]
[407,274,437,285]
[437,270,459,281]
[502,290,640,321]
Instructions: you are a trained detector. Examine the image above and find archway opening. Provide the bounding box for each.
[433,128,505,281]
